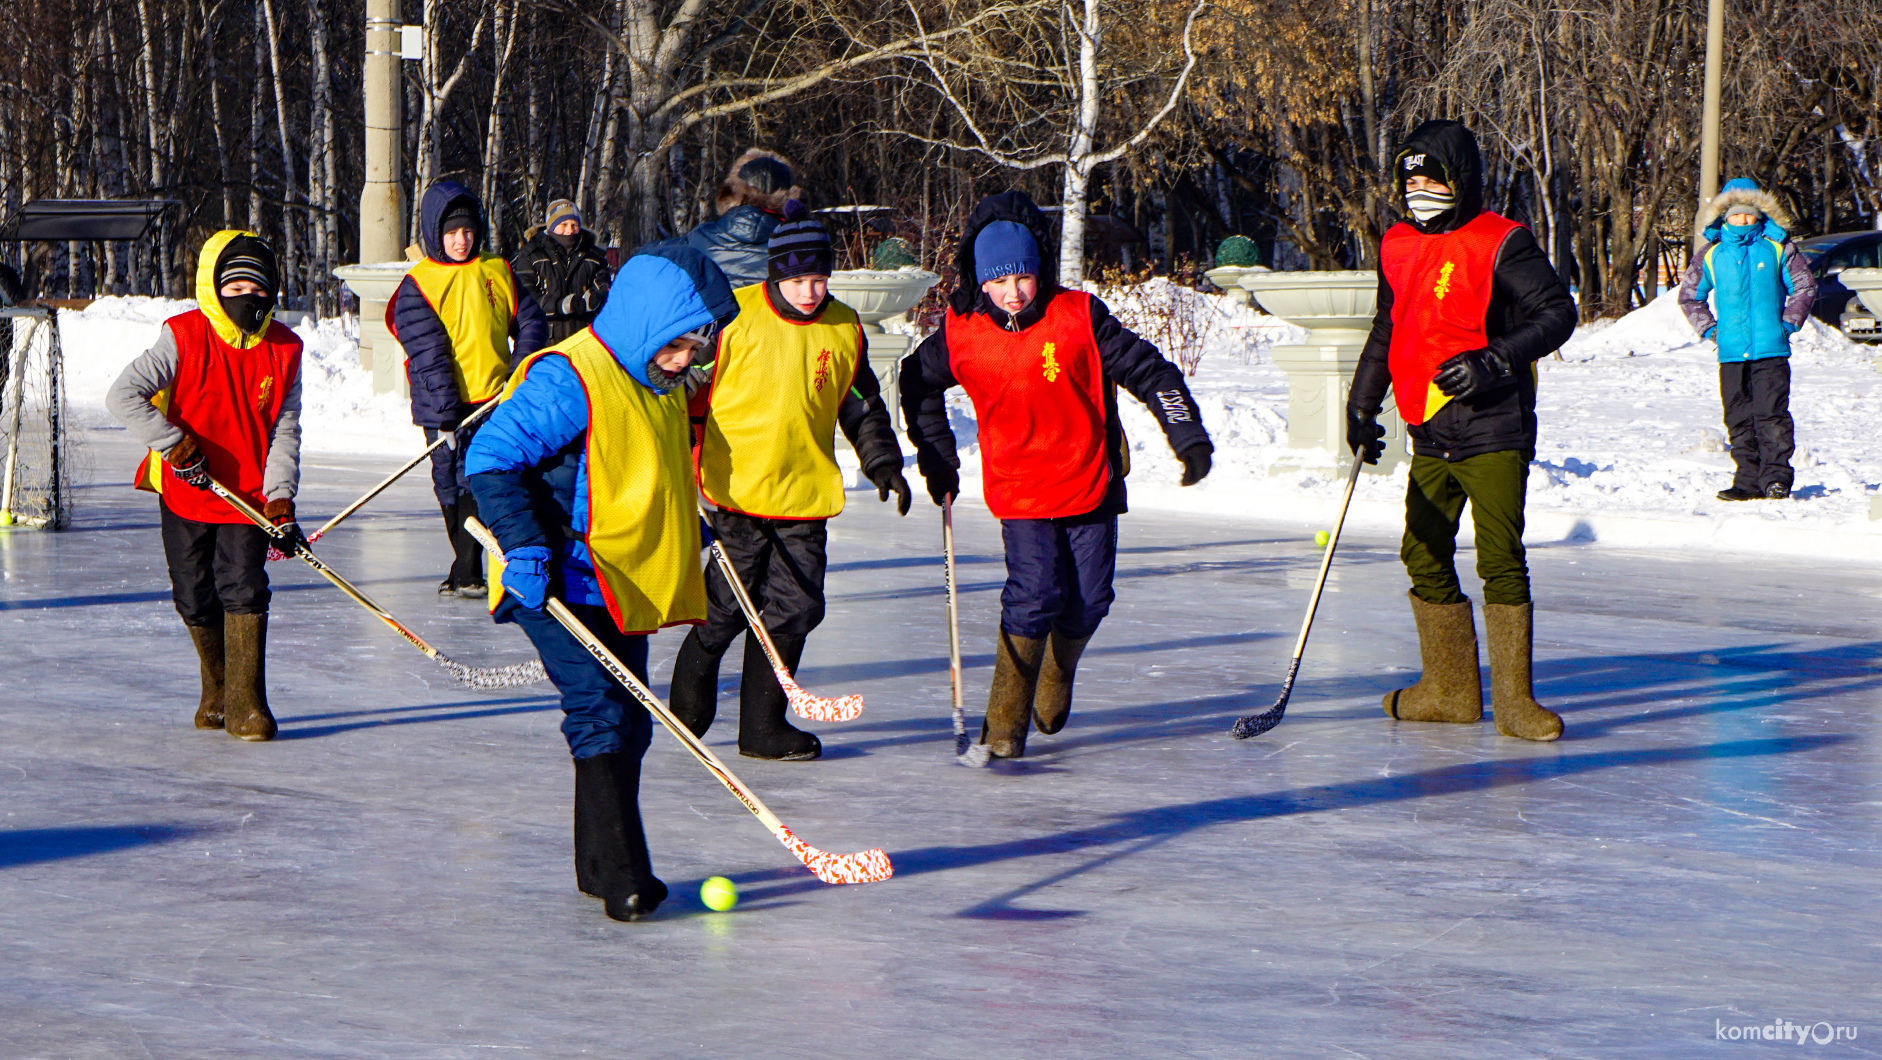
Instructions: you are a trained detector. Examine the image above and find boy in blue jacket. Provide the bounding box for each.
[390,181,548,594]
[1679,178,1816,501]
[466,246,737,923]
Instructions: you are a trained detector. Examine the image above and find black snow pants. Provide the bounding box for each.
[160,502,272,626]
[1719,357,1795,494]
[694,510,829,654]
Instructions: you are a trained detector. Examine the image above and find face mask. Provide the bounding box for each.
[221,292,274,334]
[1405,189,1457,223]
[550,230,578,248]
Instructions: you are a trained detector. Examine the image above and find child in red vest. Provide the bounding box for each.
[901,191,1213,759]
[1345,119,1577,742]
[108,232,304,741]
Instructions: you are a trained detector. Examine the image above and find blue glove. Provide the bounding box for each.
[500,546,551,610]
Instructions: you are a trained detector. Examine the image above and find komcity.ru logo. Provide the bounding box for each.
[1716,1018,1859,1044]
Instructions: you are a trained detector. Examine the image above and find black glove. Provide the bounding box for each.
[165,435,212,490]
[868,464,912,516]
[1346,409,1386,465]
[1432,347,1513,400]
[1178,444,1212,486]
[262,498,310,555]
[917,453,960,508]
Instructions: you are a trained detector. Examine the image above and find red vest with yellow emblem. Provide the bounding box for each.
[945,289,1110,520]
[135,311,302,523]
[1379,211,1523,425]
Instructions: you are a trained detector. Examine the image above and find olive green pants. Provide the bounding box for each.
[1402,450,1531,607]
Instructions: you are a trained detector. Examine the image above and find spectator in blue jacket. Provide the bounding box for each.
[639,148,800,288]
[1678,178,1816,501]
[465,245,739,922]
[389,181,548,594]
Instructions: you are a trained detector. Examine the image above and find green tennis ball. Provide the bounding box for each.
[0,513,13,527]
[1314,531,1330,547]
[700,875,738,912]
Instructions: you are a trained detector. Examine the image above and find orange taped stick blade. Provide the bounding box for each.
[781,670,864,723]
[775,826,893,885]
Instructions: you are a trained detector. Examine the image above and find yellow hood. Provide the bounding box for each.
[195,229,275,348]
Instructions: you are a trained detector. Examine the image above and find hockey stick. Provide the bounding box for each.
[697,504,862,724]
[268,399,499,560]
[464,517,891,886]
[203,476,545,690]
[1230,451,1365,739]
[943,497,990,767]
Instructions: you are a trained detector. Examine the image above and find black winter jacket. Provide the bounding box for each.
[510,228,612,344]
[641,204,779,289]
[1348,120,1577,461]
[900,191,1211,517]
[392,181,549,429]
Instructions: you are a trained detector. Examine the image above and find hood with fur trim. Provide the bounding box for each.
[714,148,803,217]
[1697,179,1796,243]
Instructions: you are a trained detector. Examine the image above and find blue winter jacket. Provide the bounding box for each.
[391,181,549,427]
[1677,180,1816,363]
[465,246,738,613]
[639,204,779,289]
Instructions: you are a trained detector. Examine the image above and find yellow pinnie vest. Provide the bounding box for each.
[488,332,706,635]
[407,254,519,402]
[697,284,863,519]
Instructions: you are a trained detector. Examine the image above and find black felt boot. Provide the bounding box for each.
[186,621,226,730]
[668,628,727,737]
[737,633,820,761]
[450,495,486,595]
[573,752,667,921]
[438,504,461,594]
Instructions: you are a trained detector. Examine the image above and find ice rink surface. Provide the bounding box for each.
[2,432,1878,1059]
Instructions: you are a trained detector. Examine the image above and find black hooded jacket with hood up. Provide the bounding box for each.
[899,191,1212,518]
[1348,120,1577,462]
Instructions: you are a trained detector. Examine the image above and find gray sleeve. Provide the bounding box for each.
[1781,244,1817,329]
[262,367,302,500]
[1677,247,1716,338]
[106,325,185,454]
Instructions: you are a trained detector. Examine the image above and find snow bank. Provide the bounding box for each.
[56,288,1882,559]
[62,296,423,456]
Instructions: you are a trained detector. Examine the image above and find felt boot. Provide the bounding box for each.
[1383,591,1483,725]
[187,621,226,730]
[1032,630,1091,736]
[1483,601,1563,742]
[450,495,486,595]
[737,633,820,761]
[222,613,277,742]
[981,631,1044,759]
[437,504,461,594]
[668,628,727,738]
[572,752,667,921]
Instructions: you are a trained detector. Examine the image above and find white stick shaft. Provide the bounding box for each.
[699,505,795,677]
[312,398,497,539]
[943,498,964,719]
[1287,453,1365,663]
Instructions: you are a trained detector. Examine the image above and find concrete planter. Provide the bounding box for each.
[826,268,941,431]
[1836,266,1882,374]
[333,262,415,396]
[1203,264,1268,309]
[1220,269,1407,474]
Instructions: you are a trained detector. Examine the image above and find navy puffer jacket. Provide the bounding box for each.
[640,204,780,289]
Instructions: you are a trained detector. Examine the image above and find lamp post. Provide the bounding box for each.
[1695,0,1724,252]
[340,0,411,393]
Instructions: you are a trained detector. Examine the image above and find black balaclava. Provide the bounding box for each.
[216,236,278,335]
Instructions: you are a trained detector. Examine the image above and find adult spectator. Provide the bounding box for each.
[642,149,800,288]
[511,199,613,344]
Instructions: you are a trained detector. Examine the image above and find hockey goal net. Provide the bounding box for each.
[0,308,71,529]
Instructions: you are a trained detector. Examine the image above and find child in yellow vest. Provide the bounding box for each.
[668,201,910,761]
[389,181,548,597]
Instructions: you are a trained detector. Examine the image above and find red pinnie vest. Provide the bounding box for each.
[945,289,1111,520]
[135,311,302,523]
[1379,211,1523,425]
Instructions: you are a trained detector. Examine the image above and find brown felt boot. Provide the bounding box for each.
[1383,591,1483,724]
[1483,601,1563,742]
[980,631,1044,759]
[187,622,226,730]
[222,613,277,742]
[1032,631,1091,736]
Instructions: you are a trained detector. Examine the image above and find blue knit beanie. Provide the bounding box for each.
[973,221,1041,285]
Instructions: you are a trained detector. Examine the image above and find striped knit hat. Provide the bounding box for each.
[545,198,581,230]
[215,236,277,292]
[767,200,832,281]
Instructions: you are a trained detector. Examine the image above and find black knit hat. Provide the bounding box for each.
[767,200,833,281]
[216,236,277,292]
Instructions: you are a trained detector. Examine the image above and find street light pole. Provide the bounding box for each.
[1695,0,1724,252]
[361,0,405,265]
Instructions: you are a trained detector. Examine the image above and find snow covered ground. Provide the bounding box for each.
[57,285,1882,559]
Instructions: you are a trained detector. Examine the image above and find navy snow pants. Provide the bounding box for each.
[509,600,654,760]
[998,513,1119,640]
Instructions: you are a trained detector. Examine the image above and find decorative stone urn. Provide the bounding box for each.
[333,261,416,396]
[1204,264,1267,309]
[1836,266,1882,375]
[1227,269,1407,474]
[826,267,941,429]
